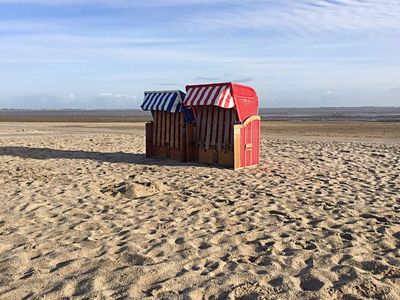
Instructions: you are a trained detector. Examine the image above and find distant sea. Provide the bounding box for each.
[0,107,399,122]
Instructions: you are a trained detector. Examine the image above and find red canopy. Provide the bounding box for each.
[184,82,259,123]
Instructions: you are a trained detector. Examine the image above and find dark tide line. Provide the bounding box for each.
[0,107,399,122]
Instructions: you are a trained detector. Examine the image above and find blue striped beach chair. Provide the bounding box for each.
[141,90,195,161]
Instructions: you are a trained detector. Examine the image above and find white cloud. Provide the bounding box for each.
[186,0,400,33]
[1,1,399,36]
[99,92,113,97]
[99,92,134,99]
[0,0,233,6]
[0,0,399,108]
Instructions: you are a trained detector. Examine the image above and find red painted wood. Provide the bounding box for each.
[182,82,260,169]
[240,118,260,167]
[184,82,259,123]
[230,83,259,123]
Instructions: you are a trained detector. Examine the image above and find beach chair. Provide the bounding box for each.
[141,90,195,162]
[183,82,260,169]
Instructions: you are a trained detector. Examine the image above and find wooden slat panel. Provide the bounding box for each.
[180,112,184,149]
[200,107,208,149]
[156,110,162,146]
[216,108,224,150]
[166,112,170,146]
[170,113,175,148]
[205,106,213,150]
[195,107,202,146]
[210,106,219,147]
[164,112,167,147]
[152,110,157,146]
[224,109,231,150]
[229,109,237,148]
[161,111,165,147]
[175,112,180,149]
[186,123,194,162]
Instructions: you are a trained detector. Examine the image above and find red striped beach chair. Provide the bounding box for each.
[184,82,260,169]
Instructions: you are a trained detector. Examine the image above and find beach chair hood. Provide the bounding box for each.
[141,90,194,123]
[183,82,259,123]
[141,90,186,113]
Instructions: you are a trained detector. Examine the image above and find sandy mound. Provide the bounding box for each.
[101,176,170,199]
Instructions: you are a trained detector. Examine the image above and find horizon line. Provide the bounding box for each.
[1,106,400,111]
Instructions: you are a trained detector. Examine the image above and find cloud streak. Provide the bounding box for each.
[0,0,234,6]
[0,0,399,108]
[186,0,400,33]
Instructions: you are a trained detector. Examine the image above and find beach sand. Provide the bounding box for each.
[0,121,399,299]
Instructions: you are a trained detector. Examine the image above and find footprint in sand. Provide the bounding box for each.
[200,261,220,276]
[120,252,153,266]
[228,283,269,300]
[361,260,389,275]
[268,276,283,287]
[299,274,325,291]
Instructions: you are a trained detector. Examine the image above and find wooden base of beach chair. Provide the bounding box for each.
[198,148,214,164]
[145,123,168,158]
[145,111,260,168]
[188,114,260,169]
[145,121,194,162]
[197,148,234,168]
[218,149,234,167]
[185,124,196,162]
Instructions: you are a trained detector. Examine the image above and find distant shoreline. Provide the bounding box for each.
[1,107,399,122]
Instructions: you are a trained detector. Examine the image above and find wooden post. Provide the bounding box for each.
[210,106,219,147]
[195,107,202,146]
[233,124,241,169]
[180,112,184,149]
[229,109,237,149]
[170,113,175,148]
[205,106,213,150]
[200,107,208,149]
[224,109,231,150]
[186,123,194,162]
[161,111,165,147]
[156,110,162,146]
[152,110,157,146]
[175,112,180,149]
[166,112,170,147]
[217,108,224,150]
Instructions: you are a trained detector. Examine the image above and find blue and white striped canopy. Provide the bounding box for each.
[141,90,185,113]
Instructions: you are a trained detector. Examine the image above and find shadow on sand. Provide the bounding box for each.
[0,146,204,167]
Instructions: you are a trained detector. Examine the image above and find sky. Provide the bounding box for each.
[0,0,399,109]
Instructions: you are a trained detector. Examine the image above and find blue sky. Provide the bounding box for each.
[0,0,399,109]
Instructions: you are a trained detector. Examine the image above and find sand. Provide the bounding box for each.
[0,121,399,299]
